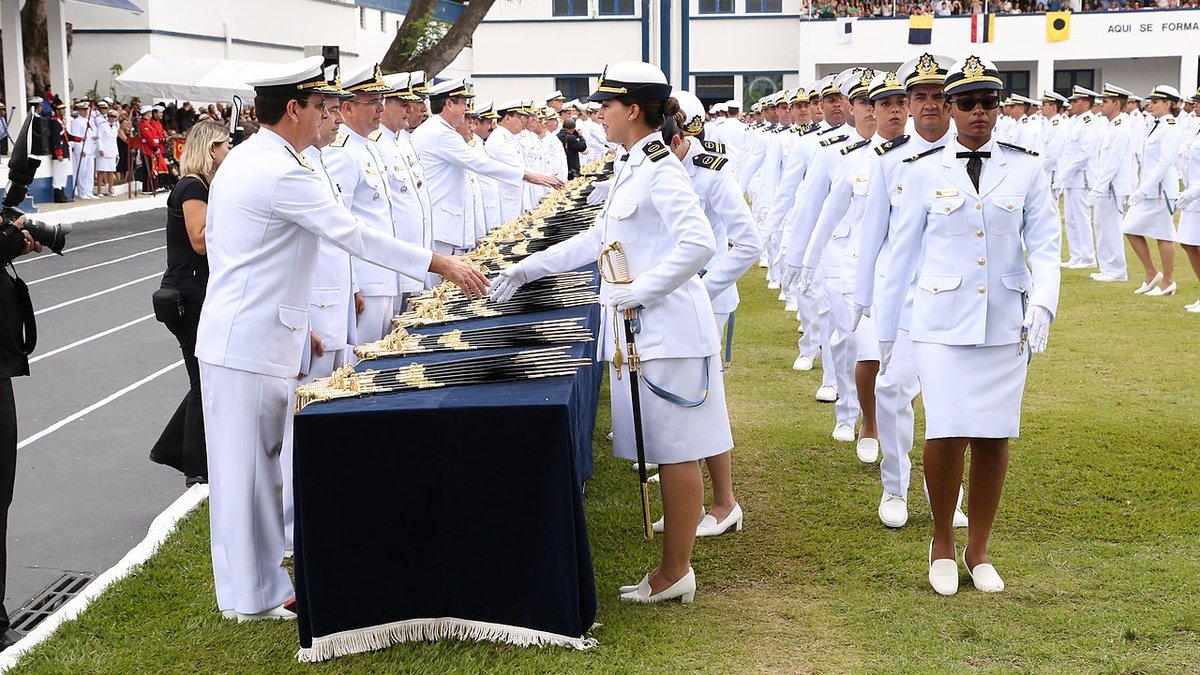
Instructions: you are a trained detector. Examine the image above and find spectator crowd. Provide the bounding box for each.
[804,0,1199,18]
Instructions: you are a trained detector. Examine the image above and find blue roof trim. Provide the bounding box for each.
[355,0,465,22]
[482,16,640,23]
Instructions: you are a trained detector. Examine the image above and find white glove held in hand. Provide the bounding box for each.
[608,285,641,311]
[878,340,895,376]
[1085,189,1104,207]
[850,303,870,332]
[1127,191,1147,208]
[798,266,817,295]
[1023,304,1052,355]
[781,265,803,290]
[586,180,612,206]
[489,264,528,304]
[1176,187,1200,211]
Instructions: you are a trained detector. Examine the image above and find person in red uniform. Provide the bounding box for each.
[137,105,169,191]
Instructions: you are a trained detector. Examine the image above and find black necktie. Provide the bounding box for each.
[957,151,990,191]
[1148,120,1159,137]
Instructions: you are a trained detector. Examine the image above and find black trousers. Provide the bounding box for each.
[150,300,206,479]
[0,377,17,630]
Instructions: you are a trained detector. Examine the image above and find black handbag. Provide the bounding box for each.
[151,286,185,325]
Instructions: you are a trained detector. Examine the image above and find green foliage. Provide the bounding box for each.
[14,236,1200,673]
[392,8,450,67]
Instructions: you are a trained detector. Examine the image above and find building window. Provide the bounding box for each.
[999,71,1030,97]
[553,0,589,16]
[744,73,783,105]
[1054,69,1094,98]
[556,77,590,100]
[381,11,387,31]
[598,0,635,14]
[699,0,735,13]
[746,0,782,12]
[359,6,366,29]
[695,75,735,109]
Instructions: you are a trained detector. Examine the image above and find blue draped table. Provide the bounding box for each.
[292,299,602,662]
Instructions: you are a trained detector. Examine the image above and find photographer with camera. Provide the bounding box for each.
[149,120,231,487]
[557,117,587,180]
[0,112,71,649]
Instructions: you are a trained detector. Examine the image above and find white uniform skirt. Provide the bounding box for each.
[610,355,733,464]
[96,156,117,172]
[1177,210,1200,246]
[854,309,880,362]
[913,341,1027,440]
[1121,196,1176,241]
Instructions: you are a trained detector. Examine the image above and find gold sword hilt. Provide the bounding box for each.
[599,241,636,377]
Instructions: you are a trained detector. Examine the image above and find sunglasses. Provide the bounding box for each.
[952,95,1002,112]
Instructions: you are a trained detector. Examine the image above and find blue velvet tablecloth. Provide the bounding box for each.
[292,299,602,660]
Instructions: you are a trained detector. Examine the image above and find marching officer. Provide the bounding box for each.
[1122,85,1183,297]
[877,55,1061,596]
[1055,85,1103,270]
[197,56,487,622]
[1039,91,1069,184]
[1084,83,1137,283]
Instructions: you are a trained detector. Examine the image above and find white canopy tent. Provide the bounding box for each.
[114,54,279,103]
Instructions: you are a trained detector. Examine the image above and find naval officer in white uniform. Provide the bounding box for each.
[491,62,730,606]
[1084,83,1137,283]
[411,80,562,256]
[196,56,488,622]
[1178,89,1200,312]
[877,56,1061,597]
[1122,85,1183,297]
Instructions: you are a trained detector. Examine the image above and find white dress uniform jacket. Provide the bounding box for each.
[412,115,524,249]
[374,125,433,294]
[683,142,763,315]
[197,127,433,379]
[324,126,401,300]
[303,147,358,364]
[1040,114,1067,180]
[1133,114,1181,203]
[878,140,1062,347]
[1057,111,1103,189]
[1090,113,1138,199]
[484,125,529,224]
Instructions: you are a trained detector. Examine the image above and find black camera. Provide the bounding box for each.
[2,114,70,255]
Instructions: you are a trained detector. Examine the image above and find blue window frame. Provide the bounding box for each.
[552,0,588,17]
[746,0,781,12]
[598,0,635,14]
[698,0,734,13]
[556,77,590,100]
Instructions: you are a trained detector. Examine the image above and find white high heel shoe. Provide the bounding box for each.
[928,540,959,596]
[963,547,1005,593]
[221,603,297,623]
[1134,272,1164,294]
[696,503,743,537]
[619,568,696,603]
[1144,281,1177,297]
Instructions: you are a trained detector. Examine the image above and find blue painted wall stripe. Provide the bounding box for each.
[641,0,651,62]
[659,0,671,85]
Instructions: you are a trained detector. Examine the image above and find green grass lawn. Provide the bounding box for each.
[14,255,1200,674]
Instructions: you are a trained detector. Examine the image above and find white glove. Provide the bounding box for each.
[781,265,803,290]
[488,264,528,304]
[608,285,641,311]
[1127,191,1147,208]
[1050,180,1063,198]
[850,303,871,332]
[878,340,895,376]
[1085,189,1104,207]
[1176,188,1200,211]
[586,179,611,206]
[1023,304,1052,355]
[798,266,817,295]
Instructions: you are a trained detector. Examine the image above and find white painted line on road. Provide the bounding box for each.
[14,228,165,266]
[16,359,185,451]
[27,247,166,286]
[33,272,161,316]
[29,314,156,364]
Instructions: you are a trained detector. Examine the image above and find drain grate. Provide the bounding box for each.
[9,572,95,634]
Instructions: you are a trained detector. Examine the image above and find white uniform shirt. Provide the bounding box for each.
[484,125,528,224]
[1135,114,1181,202]
[197,127,432,379]
[1090,112,1138,199]
[374,126,433,294]
[324,125,400,299]
[877,139,1062,347]
[303,147,357,359]
[784,126,867,268]
[1058,111,1104,189]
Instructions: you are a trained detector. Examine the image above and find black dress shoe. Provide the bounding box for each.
[0,628,24,650]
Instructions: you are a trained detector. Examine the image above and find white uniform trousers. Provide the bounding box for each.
[1092,196,1128,279]
[199,362,294,614]
[74,155,95,198]
[821,280,858,427]
[356,295,397,344]
[877,328,919,497]
[51,159,70,189]
[1062,188,1096,264]
[795,272,837,389]
[281,347,347,552]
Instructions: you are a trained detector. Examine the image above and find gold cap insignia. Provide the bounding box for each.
[917,53,938,76]
[963,56,985,80]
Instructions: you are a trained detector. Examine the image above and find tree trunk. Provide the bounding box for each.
[379,0,440,73]
[21,0,50,94]
[407,0,497,78]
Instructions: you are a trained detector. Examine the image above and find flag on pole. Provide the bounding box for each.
[1046,11,1070,42]
[907,15,933,44]
[836,17,855,44]
[971,13,995,43]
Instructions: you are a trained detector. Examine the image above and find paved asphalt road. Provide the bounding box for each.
[7,208,186,617]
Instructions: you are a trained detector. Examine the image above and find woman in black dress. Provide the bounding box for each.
[149,120,231,485]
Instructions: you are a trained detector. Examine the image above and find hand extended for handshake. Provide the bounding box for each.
[524,171,565,190]
[429,253,490,299]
